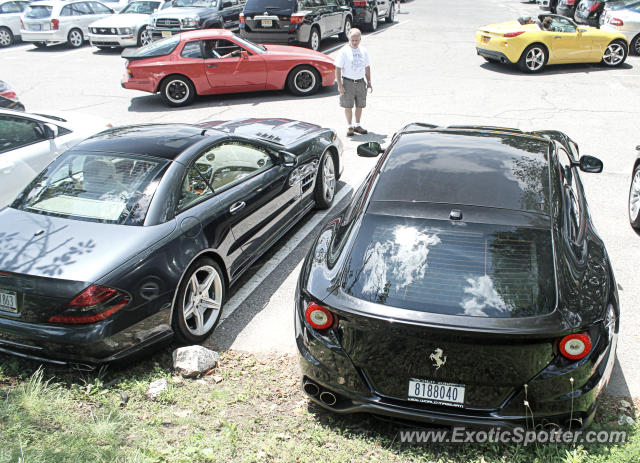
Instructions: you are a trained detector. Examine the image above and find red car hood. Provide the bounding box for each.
[263,45,334,65]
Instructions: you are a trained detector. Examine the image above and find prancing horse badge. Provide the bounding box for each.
[429,348,447,370]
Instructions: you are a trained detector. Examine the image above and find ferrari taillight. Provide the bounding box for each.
[559,333,591,360]
[305,302,334,330]
[503,31,525,38]
[609,17,623,26]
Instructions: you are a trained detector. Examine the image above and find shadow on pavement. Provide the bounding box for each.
[479,61,633,76]
[351,131,388,143]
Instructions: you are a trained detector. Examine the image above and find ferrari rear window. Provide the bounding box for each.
[343,214,556,318]
[24,5,52,18]
[12,152,168,225]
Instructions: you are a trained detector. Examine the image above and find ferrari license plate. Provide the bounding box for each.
[481,35,490,44]
[0,289,18,314]
[261,19,273,27]
[408,379,465,407]
[161,30,172,37]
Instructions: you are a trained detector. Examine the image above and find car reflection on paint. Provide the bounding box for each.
[296,123,618,429]
[0,118,343,366]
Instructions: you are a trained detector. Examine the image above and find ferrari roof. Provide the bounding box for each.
[371,129,552,216]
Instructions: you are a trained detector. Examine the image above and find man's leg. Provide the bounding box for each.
[345,107,353,126]
[354,107,362,124]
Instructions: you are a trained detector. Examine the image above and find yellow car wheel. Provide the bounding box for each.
[518,44,547,73]
[602,40,628,67]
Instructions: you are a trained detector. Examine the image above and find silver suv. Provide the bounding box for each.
[21,0,115,48]
[0,0,30,47]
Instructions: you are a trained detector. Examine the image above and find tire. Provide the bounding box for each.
[339,17,352,41]
[172,257,225,344]
[307,26,320,51]
[287,65,321,96]
[517,44,547,73]
[601,39,628,67]
[34,42,47,48]
[367,10,378,32]
[631,34,640,56]
[314,151,336,209]
[629,164,640,229]
[386,3,395,23]
[67,28,84,49]
[137,26,152,47]
[0,27,13,47]
[160,75,196,107]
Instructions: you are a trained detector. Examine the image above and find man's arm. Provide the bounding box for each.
[336,67,344,95]
[365,65,371,92]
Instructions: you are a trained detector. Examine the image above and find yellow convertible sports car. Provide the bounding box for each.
[476,14,628,72]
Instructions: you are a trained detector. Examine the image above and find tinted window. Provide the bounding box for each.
[243,0,295,11]
[13,152,168,225]
[71,2,93,15]
[120,1,161,14]
[181,40,203,58]
[90,2,113,13]
[127,34,179,57]
[0,2,22,13]
[0,116,45,153]
[343,215,555,318]
[24,5,53,18]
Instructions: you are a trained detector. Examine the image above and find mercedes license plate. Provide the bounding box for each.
[161,30,172,37]
[261,19,272,27]
[408,379,465,407]
[0,290,18,314]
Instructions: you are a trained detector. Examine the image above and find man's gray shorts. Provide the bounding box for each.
[340,78,367,109]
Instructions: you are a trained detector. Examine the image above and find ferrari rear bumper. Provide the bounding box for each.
[476,47,512,64]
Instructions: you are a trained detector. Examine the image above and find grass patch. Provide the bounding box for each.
[0,349,638,463]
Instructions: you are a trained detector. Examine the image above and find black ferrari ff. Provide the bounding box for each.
[296,124,618,429]
[0,118,342,365]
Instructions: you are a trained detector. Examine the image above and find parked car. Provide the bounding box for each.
[0,0,30,47]
[148,0,242,42]
[0,118,343,365]
[601,0,640,55]
[0,80,24,110]
[575,0,606,26]
[121,29,335,106]
[0,108,110,207]
[20,0,115,48]
[538,0,560,13]
[239,0,352,51]
[557,0,578,17]
[348,0,395,32]
[629,145,640,228]
[89,0,164,49]
[296,123,617,429]
[476,14,628,72]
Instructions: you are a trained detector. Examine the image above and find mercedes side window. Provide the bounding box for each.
[0,116,46,153]
[181,40,203,58]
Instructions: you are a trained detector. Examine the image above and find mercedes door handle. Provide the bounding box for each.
[207,64,218,68]
[229,201,246,214]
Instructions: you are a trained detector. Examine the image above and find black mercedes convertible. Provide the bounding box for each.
[0,118,342,365]
[295,123,618,429]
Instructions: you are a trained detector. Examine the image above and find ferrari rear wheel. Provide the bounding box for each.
[518,44,547,73]
[160,75,196,107]
[287,65,321,96]
[314,151,336,209]
[629,164,640,229]
[602,40,628,67]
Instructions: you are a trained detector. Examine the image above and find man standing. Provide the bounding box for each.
[335,28,372,137]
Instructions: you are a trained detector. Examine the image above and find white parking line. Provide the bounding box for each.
[218,184,353,324]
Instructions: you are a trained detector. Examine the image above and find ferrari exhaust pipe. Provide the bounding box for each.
[319,391,337,406]
[303,380,320,397]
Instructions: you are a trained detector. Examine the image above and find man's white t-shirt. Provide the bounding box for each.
[335,45,370,80]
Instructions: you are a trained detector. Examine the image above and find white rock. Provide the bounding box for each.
[172,345,220,377]
[625,416,635,426]
[146,378,168,399]
[620,399,632,409]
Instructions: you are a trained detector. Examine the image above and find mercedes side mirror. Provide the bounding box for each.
[279,151,297,167]
[357,142,383,157]
[578,155,603,173]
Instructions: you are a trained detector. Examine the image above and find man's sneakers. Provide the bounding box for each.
[347,126,368,136]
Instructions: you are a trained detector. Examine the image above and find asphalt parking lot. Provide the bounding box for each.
[2,0,640,399]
